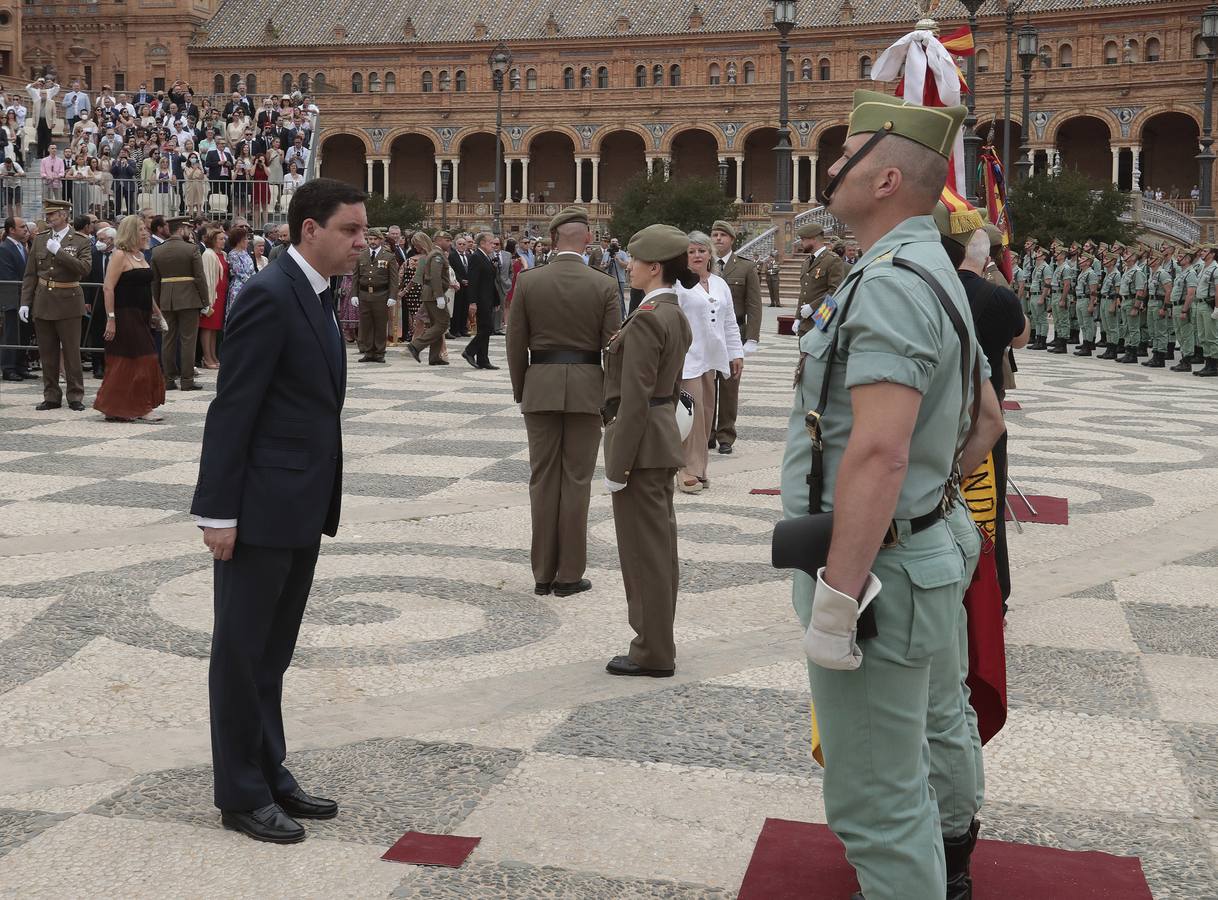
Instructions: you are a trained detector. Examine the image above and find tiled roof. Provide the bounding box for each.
[196,0,1159,49]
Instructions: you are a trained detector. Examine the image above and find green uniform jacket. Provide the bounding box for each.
[356,245,399,300]
[718,251,763,343]
[150,236,210,311]
[21,230,92,320]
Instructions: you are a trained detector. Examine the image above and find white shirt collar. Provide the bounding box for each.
[640,286,674,304]
[812,245,827,260]
[52,225,70,240]
[554,250,584,259]
[717,251,733,266]
[287,245,330,297]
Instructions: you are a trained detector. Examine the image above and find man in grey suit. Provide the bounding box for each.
[492,235,512,334]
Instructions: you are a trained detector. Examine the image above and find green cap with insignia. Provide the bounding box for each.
[367,228,384,238]
[847,89,966,158]
[43,198,71,212]
[548,205,589,231]
[710,220,737,239]
[796,222,825,239]
[168,215,191,229]
[627,223,690,263]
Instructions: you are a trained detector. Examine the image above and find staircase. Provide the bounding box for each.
[776,255,807,306]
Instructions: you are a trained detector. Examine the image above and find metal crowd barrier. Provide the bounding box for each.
[0,279,118,354]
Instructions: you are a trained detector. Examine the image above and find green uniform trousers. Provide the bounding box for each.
[795,514,982,900]
[1075,298,1096,344]
[1119,296,1142,346]
[1199,301,1218,358]
[1065,293,1079,335]
[1100,296,1121,344]
[1175,304,1196,356]
[1029,292,1048,336]
[1146,298,1169,353]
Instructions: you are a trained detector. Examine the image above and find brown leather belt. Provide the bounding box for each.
[161,276,195,283]
[40,278,81,290]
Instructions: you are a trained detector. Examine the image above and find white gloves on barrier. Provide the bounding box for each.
[803,568,882,671]
[350,296,359,307]
[18,305,29,323]
[743,340,759,356]
[46,238,61,255]
[800,303,814,319]
[604,477,627,493]
[387,297,397,307]
[436,297,447,310]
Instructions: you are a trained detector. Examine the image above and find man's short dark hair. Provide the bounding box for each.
[288,178,367,245]
[150,215,166,233]
[4,216,16,233]
[73,215,92,232]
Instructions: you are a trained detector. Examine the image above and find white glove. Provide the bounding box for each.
[350,296,359,307]
[803,568,882,671]
[799,303,814,319]
[18,305,30,322]
[604,477,627,493]
[436,297,447,310]
[46,237,61,255]
[743,339,759,356]
[387,297,397,307]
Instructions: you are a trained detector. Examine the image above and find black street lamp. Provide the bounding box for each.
[488,42,512,234]
[1015,21,1038,181]
[1000,0,1026,178]
[959,0,986,202]
[441,164,450,231]
[1198,4,1218,217]
[771,0,796,213]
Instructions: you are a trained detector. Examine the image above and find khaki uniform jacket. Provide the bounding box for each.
[601,291,692,482]
[505,253,622,414]
[719,252,763,342]
[796,248,846,335]
[415,248,447,304]
[150,236,209,311]
[356,246,399,300]
[21,230,92,321]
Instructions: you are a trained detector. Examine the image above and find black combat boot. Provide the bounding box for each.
[1136,341,1149,357]
[1047,337,1068,353]
[1144,351,1165,368]
[944,818,980,900]
[1097,342,1118,360]
[1073,341,1093,357]
[1069,328,1080,343]
[1167,342,1176,360]
[1117,347,1139,363]
[1170,354,1195,372]
[1194,357,1218,377]
[1097,333,1109,348]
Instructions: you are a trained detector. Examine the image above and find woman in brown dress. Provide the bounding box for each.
[93,215,167,423]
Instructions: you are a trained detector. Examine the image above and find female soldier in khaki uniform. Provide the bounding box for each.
[405,232,450,365]
[602,225,693,677]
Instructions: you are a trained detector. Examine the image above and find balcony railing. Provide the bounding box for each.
[1124,194,1201,245]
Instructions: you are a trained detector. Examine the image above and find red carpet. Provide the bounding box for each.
[750,488,781,495]
[778,315,797,336]
[1005,494,1069,525]
[737,819,1151,899]
[1002,400,1022,411]
[381,831,480,867]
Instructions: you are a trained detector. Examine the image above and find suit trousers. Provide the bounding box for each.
[679,371,716,481]
[410,300,449,362]
[2,307,32,374]
[35,316,84,404]
[451,290,471,336]
[162,308,200,384]
[712,370,740,447]
[209,540,319,811]
[524,412,602,584]
[464,300,493,365]
[357,296,389,357]
[612,467,679,670]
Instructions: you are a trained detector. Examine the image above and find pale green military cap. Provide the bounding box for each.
[628,224,690,262]
[549,205,589,231]
[367,227,385,238]
[796,222,825,239]
[847,89,966,159]
[710,220,737,238]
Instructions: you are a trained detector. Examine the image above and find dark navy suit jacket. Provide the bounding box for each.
[191,251,346,547]
[0,237,26,312]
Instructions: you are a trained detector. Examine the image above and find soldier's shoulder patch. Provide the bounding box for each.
[638,301,657,311]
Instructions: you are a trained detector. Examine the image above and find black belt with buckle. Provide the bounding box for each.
[601,395,673,426]
[880,507,945,549]
[530,349,601,365]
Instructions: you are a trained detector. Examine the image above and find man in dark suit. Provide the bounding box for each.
[190,178,368,845]
[462,231,500,370]
[84,226,114,379]
[0,216,31,381]
[205,139,235,209]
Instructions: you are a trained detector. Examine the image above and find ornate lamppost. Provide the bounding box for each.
[959,0,986,202]
[441,164,450,231]
[1015,20,1038,181]
[1000,0,1026,177]
[771,0,796,213]
[488,42,512,234]
[1197,4,1218,217]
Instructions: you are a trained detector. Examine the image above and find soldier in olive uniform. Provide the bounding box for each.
[1144,248,1173,368]
[1097,254,1124,360]
[506,207,622,597]
[1116,248,1145,363]
[354,228,399,363]
[20,199,93,410]
[763,252,781,306]
[404,232,449,365]
[1170,247,1201,371]
[1047,247,1071,353]
[795,222,847,337]
[602,224,693,678]
[151,216,210,391]
[783,91,1005,900]
[1195,246,1218,376]
[1026,246,1049,349]
[1073,251,1101,356]
[708,219,761,454]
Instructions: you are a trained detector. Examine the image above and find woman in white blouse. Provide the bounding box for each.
[676,230,743,493]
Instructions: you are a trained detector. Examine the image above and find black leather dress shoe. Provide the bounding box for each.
[717,442,733,454]
[429,358,450,366]
[3,371,24,381]
[406,343,421,362]
[479,362,500,370]
[534,582,552,595]
[461,350,479,368]
[552,578,592,597]
[275,787,338,820]
[606,654,674,677]
[220,803,305,843]
[164,380,179,390]
[68,401,86,411]
[180,383,203,391]
[34,401,61,411]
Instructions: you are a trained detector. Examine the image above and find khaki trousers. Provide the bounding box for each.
[410,300,450,362]
[679,371,716,481]
[357,296,390,357]
[523,412,602,584]
[612,467,679,670]
[712,369,740,447]
[162,308,200,385]
[35,317,83,405]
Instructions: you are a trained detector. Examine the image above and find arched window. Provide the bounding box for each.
[974,49,988,72]
[819,57,831,80]
[670,64,681,86]
[385,72,396,92]
[709,62,721,85]
[1146,37,1161,61]
[282,73,293,93]
[351,72,362,93]
[1059,44,1073,68]
[422,71,433,92]
[368,72,379,92]
[1197,35,1209,58]
[597,66,609,88]
[230,73,241,92]
[563,67,575,89]
[526,68,537,89]
[314,72,326,91]
[213,74,225,93]
[509,68,520,89]
[298,73,309,93]
[1104,41,1119,64]
[859,55,872,78]
[246,74,257,94]
[580,67,591,88]
[743,61,756,83]
[635,65,647,87]
[801,58,812,80]
[438,70,451,91]
[455,70,467,92]
[785,58,795,82]
[653,64,664,85]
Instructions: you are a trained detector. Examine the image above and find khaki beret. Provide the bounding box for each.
[983,223,1004,247]
[628,223,690,263]
[548,205,589,231]
[796,222,825,239]
[44,199,72,212]
[168,216,191,229]
[710,220,737,239]
[366,228,384,238]
[847,89,966,159]
[433,230,452,240]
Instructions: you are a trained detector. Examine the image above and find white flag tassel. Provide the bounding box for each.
[872,29,967,195]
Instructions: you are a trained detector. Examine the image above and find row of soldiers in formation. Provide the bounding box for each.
[1012,238,1218,376]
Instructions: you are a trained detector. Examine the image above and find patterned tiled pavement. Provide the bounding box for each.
[1,306,1217,898]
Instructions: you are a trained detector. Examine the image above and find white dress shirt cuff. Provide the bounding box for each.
[742,340,759,356]
[603,478,628,493]
[194,516,238,529]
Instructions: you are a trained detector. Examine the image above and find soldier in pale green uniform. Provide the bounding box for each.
[1170,247,1201,371]
[1194,246,1218,376]
[1047,247,1073,353]
[1115,249,1141,363]
[781,90,1004,900]
[1143,248,1173,368]
[1073,251,1100,356]
[1027,247,1049,349]
[1097,254,1124,359]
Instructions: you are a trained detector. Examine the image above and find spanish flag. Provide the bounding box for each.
[940,184,985,234]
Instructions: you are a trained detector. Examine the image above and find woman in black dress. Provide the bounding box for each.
[93,215,167,423]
